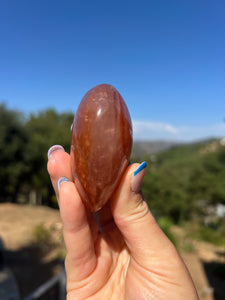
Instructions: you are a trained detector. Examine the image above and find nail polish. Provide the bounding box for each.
[57,177,69,191]
[47,145,65,159]
[131,162,147,193]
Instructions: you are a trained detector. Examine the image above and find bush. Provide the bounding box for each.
[33,223,55,251]
[185,220,225,247]
[157,217,177,247]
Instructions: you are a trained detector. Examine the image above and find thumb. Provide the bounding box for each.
[111,162,176,264]
[111,163,199,299]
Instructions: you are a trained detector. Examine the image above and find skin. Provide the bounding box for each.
[47,149,199,300]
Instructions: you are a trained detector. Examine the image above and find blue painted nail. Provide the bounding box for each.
[47,145,65,159]
[57,177,69,190]
[133,161,147,176]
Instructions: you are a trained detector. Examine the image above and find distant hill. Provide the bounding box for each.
[137,137,225,221]
[131,140,182,158]
[131,138,221,158]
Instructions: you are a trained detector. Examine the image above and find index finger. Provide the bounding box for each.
[47,145,72,199]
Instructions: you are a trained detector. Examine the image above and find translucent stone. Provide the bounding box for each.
[70,84,133,212]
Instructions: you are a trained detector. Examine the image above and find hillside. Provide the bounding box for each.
[135,138,225,223]
[131,138,221,158]
[131,140,181,157]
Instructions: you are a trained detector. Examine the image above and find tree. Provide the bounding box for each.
[0,103,27,201]
[24,109,74,205]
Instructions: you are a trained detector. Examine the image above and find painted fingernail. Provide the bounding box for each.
[47,145,65,159]
[131,162,147,193]
[57,177,69,191]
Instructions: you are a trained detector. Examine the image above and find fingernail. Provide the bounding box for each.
[57,177,69,191]
[47,145,65,159]
[131,162,147,193]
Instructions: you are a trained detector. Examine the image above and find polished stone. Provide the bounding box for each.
[71,84,133,211]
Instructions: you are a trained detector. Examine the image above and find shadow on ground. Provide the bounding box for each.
[4,245,61,299]
[203,260,225,300]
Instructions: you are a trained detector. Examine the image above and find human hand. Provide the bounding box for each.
[47,145,199,300]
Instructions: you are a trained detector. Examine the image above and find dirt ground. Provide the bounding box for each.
[0,203,225,299]
[0,203,63,298]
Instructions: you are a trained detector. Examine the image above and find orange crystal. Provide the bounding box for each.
[70,84,133,211]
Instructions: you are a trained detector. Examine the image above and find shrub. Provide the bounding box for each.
[33,223,55,251]
[157,217,177,247]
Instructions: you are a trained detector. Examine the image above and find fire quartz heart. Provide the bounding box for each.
[70,84,133,212]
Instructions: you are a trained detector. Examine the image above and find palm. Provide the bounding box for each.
[66,206,195,300]
[66,231,128,299]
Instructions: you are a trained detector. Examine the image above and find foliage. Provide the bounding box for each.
[184,219,225,247]
[196,225,225,246]
[24,109,74,204]
[33,223,55,252]
[132,140,225,223]
[189,146,225,205]
[157,216,177,246]
[182,238,195,253]
[0,103,74,205]
[1,103,225,232]
[0,104,28,201]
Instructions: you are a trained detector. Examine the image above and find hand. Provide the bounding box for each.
[47,145,199,300]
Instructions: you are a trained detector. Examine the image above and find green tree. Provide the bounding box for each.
[189,144,225,205]
[141,143,206,223]
[0,103,27,201]
[140,140,225,223]
[24,109,74,205]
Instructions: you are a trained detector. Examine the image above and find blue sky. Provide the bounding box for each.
[0,0,225,141]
